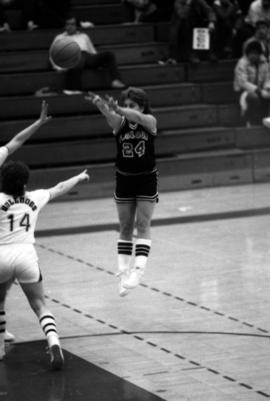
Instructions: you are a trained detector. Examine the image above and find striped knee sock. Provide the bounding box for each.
[39,312,59,348]
[117,240,133,275]
[0,310,5,345]
[134,238,152,271]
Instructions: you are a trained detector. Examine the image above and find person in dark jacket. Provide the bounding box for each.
[167,0,217,63]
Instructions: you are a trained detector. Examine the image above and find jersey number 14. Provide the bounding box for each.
[8,213,31,232]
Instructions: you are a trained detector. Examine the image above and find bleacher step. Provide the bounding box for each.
[0,24,155,51]
[0,82,236,119]
[0,104,241,143]
[26,148,254,200]
[0,42,168,72]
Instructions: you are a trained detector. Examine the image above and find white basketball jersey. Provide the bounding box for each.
[0,190,50,244]
[0,146,8,167]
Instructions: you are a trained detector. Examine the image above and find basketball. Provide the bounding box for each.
[49,37,81,69]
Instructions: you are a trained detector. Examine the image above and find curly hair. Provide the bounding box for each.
[1,161,30,197]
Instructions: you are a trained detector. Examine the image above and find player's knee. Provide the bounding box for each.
[136,219,150,236]
[119,221,133,238]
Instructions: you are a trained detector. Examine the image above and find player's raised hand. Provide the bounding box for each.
[38,100,52,125]
[105,95,119,112]
[78,169,90,182]
[85,92,110,114]
[85,91,102,105]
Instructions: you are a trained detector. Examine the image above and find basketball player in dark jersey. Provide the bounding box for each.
[86,87,158,296]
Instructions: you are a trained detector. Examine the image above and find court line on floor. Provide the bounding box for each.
[37,243,270,337]
[42,291,270,399]
[36,206,270,237]
[36,242,270,398]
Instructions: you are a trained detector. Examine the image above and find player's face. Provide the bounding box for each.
[248,51,261,65]
[65,18,77,35]
[123,98,143,112]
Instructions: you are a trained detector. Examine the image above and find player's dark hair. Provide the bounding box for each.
[245,39,263,55]
[121,86,152,114]
[1,161,30,197]
[65,15,80,27]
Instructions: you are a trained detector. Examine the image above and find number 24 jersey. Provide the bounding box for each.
[115,117,157,174]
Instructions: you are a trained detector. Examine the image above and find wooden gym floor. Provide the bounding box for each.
[2,182,270,401]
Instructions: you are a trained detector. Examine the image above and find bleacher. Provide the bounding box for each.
[1,0,270,200]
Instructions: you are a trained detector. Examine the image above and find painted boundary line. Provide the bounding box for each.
[37,243,270,337]
[44,291,270,398]
[37,243,270,397]
[35,206,270,237]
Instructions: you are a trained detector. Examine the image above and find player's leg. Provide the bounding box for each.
[123,171,158,290]
[123,200,156,289]
[0,247,16,359]
[3,280,15,343]
[114,172,137,295]
[20,279,64,370]
[0,281,9,360]
[15,245,64,369]
[115,201,136,296]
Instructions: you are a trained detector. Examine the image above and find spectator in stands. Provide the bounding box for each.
[37,0,70,29]
[122,0,159,23]
[0,0,38,32]
[122,0,173,23]
[234,39,270,126]
[244,19,270,61]
[246,0,270,27]
[162,0,217,64]
[237,0,253,14]
[49,16,125,94]
[212,0,242,59]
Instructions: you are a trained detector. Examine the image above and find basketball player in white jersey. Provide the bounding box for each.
[0,101,90,369]
[0,100,51,342]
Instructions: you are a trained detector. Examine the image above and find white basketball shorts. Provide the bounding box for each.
[0,244,41,283]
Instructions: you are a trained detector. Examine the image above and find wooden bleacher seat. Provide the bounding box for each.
[0,4,268,197]
[0,82,235,119]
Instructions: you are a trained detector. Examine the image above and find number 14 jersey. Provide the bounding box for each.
[114,118,157,175]
[0,190,50,244]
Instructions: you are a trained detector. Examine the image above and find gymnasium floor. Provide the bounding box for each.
[2,182,270,401]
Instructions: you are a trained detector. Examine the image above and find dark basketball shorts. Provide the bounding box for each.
[114,170,159,203]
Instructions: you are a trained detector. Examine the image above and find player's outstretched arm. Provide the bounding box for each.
[85,92,122,131]
[48,169,90,200]
[6,100,52,156]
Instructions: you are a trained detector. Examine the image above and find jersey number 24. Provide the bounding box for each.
[122,141,145,158]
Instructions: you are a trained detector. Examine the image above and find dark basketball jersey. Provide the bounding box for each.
[114,117,156,174]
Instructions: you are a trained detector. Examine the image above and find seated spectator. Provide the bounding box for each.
[234,39,270,126]
[0,0,38,31]
[163,0,217,64]
[49,16,125,94]
[244,19,270,60]
[212,0,242,59]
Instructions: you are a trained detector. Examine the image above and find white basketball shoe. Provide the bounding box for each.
[123,267,144,290]
[4,331,15,342]
[117,270,130,297]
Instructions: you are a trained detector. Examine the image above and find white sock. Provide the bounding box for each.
[134,238,152,271]
[117,240,133,274]
[39,312,59,347]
